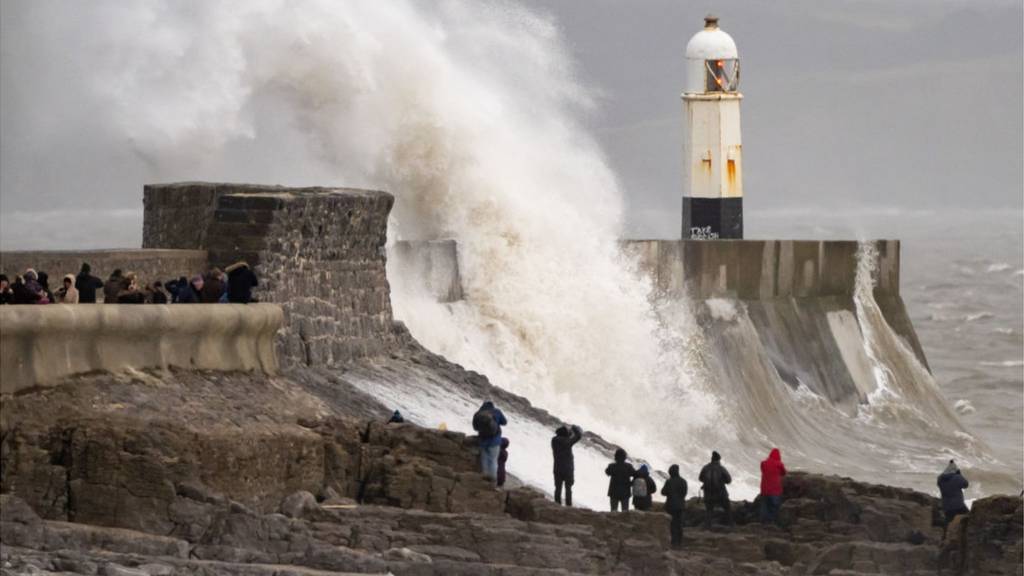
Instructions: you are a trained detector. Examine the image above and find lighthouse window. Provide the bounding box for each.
[705,59,740,92]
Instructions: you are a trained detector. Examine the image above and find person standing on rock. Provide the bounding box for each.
[661,464,688,549]
[937,460,969,530]
[759,448,786,524]
[497,438,510,487]
[472,400,507,482]
[631,465,657,511]
[698,451,733,529]
[606,448,636,512]
[551,424,582,506]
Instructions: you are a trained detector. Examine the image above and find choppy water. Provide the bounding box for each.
[751,210,1023,496]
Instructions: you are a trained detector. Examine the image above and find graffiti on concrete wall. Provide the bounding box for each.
[689,226,720,240]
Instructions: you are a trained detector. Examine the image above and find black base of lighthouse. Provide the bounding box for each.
[682,197,743,239]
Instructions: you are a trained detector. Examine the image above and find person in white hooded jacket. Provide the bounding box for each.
[57,274,79,304]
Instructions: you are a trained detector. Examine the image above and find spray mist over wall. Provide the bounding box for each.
[2,1,723,497]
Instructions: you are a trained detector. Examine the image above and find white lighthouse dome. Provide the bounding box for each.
[685,26,738,60]
[684,16,740,94]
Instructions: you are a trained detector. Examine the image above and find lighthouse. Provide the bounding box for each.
[682,15,743,240]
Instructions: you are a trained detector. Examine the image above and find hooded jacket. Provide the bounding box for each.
[699,452,732,500]
[58,274,80,304]
[760,448,786,496]
[605,449,636,499]
[11,276,40,304]
[103,273,126,303]
[474,401,507,447]
[661,465,689,512]
[937,465,969,513]
[551,425,583,478]
[226,261,259,303]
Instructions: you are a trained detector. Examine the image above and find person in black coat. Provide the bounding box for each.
[226,261,259,303]
[606,448,636,512]
[698,450,733,528]
[176,276,204,304]
[937,460,969,530]
[661,464,689,549]
[551,424,582,506]
[75,263,104,304]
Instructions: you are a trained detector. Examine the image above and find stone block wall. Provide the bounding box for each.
[0,249,209,295]
[143,183,399,368]
[142,183,235,249]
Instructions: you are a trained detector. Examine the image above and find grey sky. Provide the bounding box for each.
[519,0,1023,236]
[1,1,1021,247]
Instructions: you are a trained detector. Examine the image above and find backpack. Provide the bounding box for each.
[704,465,724,494]
[632,477,648,499]
[472,410,499,438]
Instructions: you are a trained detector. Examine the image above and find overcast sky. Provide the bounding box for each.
[1,0,1021,246]
[520,0,1023,235]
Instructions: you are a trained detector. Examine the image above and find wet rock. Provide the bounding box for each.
[279,491,318,519]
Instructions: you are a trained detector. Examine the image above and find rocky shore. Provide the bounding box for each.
[2,365,1020,575]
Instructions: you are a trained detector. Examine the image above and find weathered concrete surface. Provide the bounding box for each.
[0,304,282,392]
[0,249,208,296]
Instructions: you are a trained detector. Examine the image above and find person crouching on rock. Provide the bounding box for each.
[387,410,405,423]
[699,450,733,529]
[497,438,510,487]
[631,465,657,511]
[661,464,688,549]
[472,401,507,483]
[551,424,582,506]
[759,448,786,524]
[606,448,636,512]
[937,460,969,531]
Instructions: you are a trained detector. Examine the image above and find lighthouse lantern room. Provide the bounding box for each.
[682,15,744,240]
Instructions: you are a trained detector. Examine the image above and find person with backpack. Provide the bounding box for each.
[497,438,510,487]
[698,450,733,529]
[605,448,636,512]
[661,464,689,549]
[759,448,787,524]
[551,424,583,506]
[472,401,507,482]
[631,465,657,511]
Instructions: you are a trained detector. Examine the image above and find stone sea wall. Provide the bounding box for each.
[143,183,400,369]
[0,249,208,293]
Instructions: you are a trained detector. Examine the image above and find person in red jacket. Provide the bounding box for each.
[759,448,786,524]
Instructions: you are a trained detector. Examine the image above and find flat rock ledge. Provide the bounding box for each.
[1,370,1019,575]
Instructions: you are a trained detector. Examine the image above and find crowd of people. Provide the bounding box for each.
[386,400,974,551]
[0,261,259,305]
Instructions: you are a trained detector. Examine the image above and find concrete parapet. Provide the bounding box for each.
[0,249,209,294]
[623,239,901,300]
[0,304,283,393]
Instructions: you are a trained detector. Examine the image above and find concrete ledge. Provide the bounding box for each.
[0,304,283,393]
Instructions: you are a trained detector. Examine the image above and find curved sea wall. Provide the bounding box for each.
[0,303,282,393]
